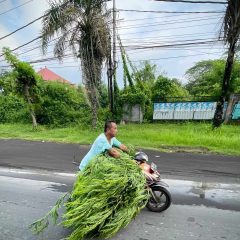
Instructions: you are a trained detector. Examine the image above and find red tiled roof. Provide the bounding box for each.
[37,67,73,85]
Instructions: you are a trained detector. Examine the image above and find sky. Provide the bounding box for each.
[0,0,227,88]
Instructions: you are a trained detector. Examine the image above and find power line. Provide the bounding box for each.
[119,22,220,35]
[121,39,222,50]
[29,46,225,66]
[119,47,226,55]
[0,30,221,60]
[0,33,222,61]
[25,46,217,66]
[0,33,220,62]
[152,0,226,4]
[120,31,218,41]
[0,16,219,57]
[0,14,47,41]
[29,40,224,60]
[0,51,224,69]
[0,35,63,59]
[120,37,220,46]
[117,43,226,54]
[0,0,34,17]
[122,52,224,63]
[0,54,75,68]
[3,34,219,60]
[0,1,72,40]
[118,12,222,23]
[117,9,224,14]
[0,36,42,57]
[119,16,221,30]
[11,41,225,62]
[0,22,220,58]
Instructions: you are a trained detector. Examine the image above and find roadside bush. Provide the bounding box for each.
[0,94,29,123]
[152,76,189,102]
[36,81,90,126]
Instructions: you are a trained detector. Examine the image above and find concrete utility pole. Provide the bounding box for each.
[113,0,117,78]
[107,0,116,113]
[111,0,117,112]
[107,36,113,113]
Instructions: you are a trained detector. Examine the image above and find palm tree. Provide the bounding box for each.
[213,0,240,128]
[41,0,111,127]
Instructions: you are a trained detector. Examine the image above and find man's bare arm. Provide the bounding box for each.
[119,144,128,152]
[108,148,121,158]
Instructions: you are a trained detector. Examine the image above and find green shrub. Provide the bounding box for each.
[36,81,90,126]
[0,94,29,123]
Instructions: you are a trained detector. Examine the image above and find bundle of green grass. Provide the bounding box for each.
[30,151,149,240]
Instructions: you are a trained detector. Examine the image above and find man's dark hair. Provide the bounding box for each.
[104,120,116,133]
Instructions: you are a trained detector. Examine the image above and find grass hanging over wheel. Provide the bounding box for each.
[30,151,149,240]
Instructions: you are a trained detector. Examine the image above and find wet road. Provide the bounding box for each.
[0,139,240,183]
[0,168,240,240]
[0,139,240,240]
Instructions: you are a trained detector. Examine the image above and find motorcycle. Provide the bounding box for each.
[134,152,172,212]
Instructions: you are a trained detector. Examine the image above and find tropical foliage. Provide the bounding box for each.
[41,0,111,128]
[152,75,189,102]
[118,50,189,121]
[36,81,89,126]
[0,68,91,126]
[0,94,29,123]
[186,59,240,96]
[2,48,39,128]
[30,152,148,240]
[213,0,240,127]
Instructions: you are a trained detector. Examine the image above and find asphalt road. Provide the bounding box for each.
[0,139,240,240]
[0,173,240,240]
[0,139,239,183]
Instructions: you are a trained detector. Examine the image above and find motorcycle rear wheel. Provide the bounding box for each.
[146,186,171,212]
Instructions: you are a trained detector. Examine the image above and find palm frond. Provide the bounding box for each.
[53,29,71,60]
[41,0,111,127]
[41,0,76,54]
[220,0,240,45]
[29,193,69,234]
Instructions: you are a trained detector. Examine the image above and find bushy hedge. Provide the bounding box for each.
[0,78,93,126]
[36,81,91,126]
[0,94,29,123]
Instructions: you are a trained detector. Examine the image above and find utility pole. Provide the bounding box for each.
[112,0,117,112]
[107,0,116,113]
[107,36,114,113]
[113,0,117,79]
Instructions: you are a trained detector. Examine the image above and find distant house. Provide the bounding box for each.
[37,67,75,87]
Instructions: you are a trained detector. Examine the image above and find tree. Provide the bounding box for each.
[118,36,135,91]
[41,0,111,128]
[152,75,189,102]
[0,70,16,95]
[213,0,240,128]
[134,61,156,87]
[185,59,240,97]
[3,48,38,128]
[130,61,157,121]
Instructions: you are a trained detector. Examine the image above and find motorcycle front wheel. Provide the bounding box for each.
[146,186,171,212]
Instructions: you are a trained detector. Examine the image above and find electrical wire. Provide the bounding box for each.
[0,0,34,17]
[154,0,227,4]
[152,0,226,4]
[0,14,47,40]
[117,9,224,14]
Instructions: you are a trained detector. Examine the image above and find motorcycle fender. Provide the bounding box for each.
[151,181,169,188]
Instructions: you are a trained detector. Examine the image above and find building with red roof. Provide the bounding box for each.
[37,67,75,86]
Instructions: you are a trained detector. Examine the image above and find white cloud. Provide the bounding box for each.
[0,0,227,86]
[0,24,20,50]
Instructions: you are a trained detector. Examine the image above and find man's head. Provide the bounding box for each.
[104,120,117,138]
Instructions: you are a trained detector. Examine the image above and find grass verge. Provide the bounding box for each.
[0,123,239,156]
